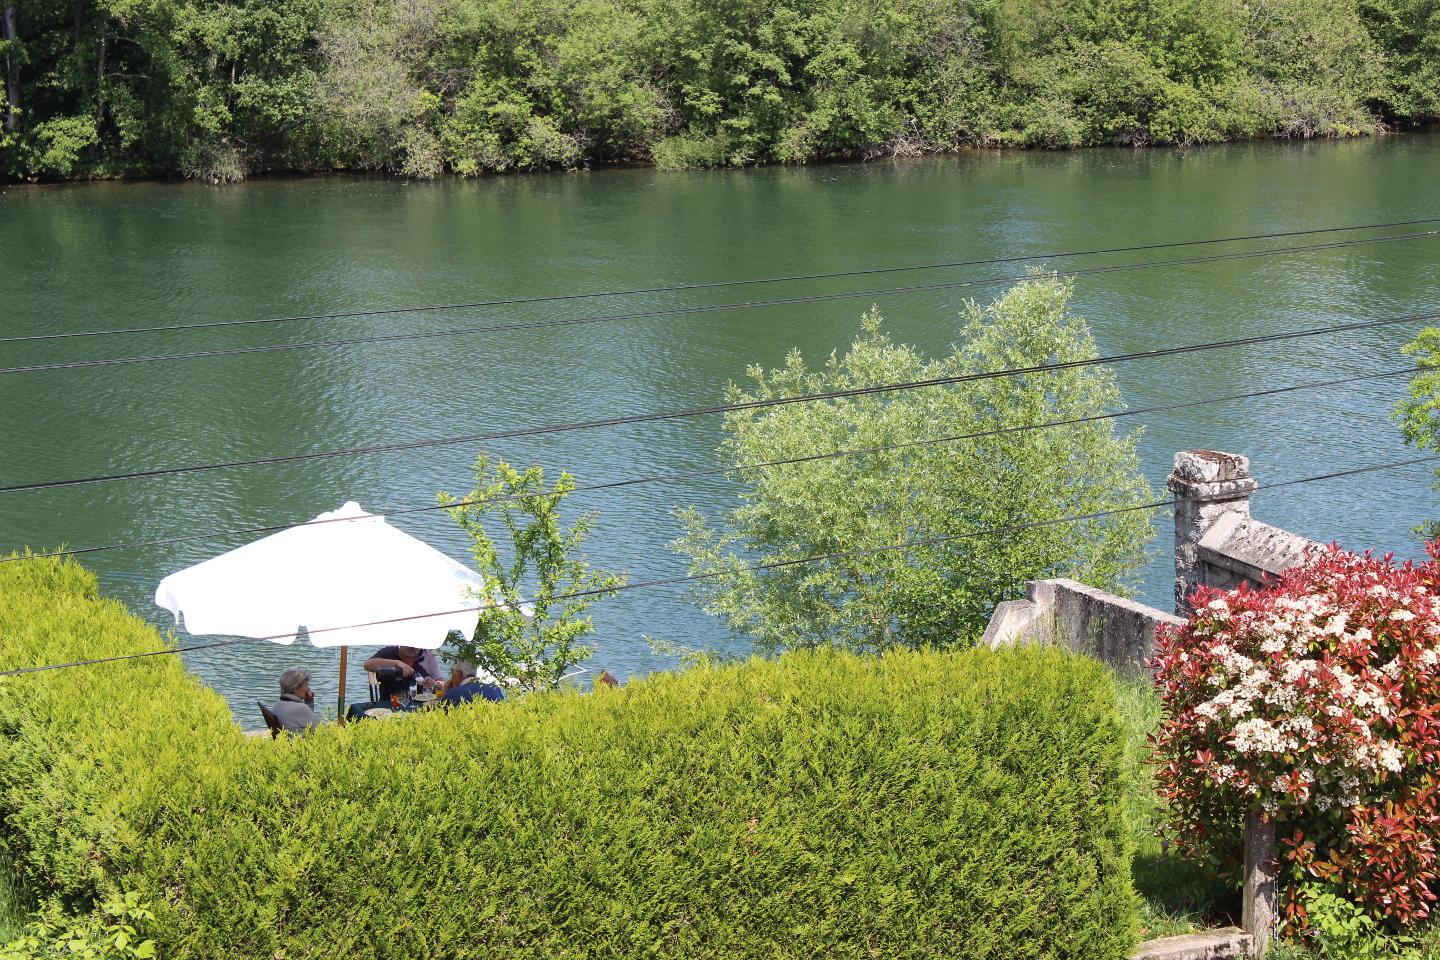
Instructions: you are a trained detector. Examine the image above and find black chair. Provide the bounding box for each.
[257,702,285,739]
[372,665,406,700]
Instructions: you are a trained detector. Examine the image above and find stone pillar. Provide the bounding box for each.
[1243,810,1279,956]
[1167,450,1257,616]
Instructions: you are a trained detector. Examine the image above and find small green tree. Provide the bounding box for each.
[673,275,1155,655]
[1394,328,1440,540]
[439,454,625,692]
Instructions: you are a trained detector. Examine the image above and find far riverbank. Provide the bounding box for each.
[5,124,1440,188]
[4,0,1438,183]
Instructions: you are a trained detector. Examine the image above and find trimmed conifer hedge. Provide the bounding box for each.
[0,555,1139,959]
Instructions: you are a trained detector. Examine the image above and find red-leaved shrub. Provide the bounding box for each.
[1152,544,1440,927]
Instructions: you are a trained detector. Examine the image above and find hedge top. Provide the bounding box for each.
[0,554,1139,959]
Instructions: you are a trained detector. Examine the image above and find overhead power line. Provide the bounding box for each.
[4,216,1438,346]
[4,230,1436,376]
[1,452,1435,679]
[1,363,1419,565]
[3,308,1435,496]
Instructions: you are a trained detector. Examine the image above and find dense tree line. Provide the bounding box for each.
[1,0,1436,180]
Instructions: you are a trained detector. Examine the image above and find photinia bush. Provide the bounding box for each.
[1152,543,1440,929]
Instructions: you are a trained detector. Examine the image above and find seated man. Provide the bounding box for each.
[272,668,321,734]
[440,659,506,708]
[363,645,442,700]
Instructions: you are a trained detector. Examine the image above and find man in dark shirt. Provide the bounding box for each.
[440,659,506,707]
[363,645,441,700]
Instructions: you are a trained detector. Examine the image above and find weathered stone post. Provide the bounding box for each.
[1170,451,1279,952]
[1166,450,1258,616]
[1243,810,1279,955]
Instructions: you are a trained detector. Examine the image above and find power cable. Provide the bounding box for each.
[1,452,1434,678]
[6,216,1438,346]
[5,230,1436,376]
[0,363,1419,565]
[4,308,1436,495]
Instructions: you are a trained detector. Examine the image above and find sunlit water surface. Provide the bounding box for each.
[3,136,1438,720]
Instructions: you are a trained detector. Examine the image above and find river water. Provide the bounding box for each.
[3,136,1439,719]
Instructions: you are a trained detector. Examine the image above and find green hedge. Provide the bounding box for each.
[0,555,1139,959]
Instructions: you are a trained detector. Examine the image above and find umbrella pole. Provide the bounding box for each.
[337,645,349,722]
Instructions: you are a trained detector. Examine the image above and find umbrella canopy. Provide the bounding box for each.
[155,501,484,648]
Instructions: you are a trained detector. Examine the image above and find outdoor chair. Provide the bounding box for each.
[257,702,285,739]
[372,665,407,700]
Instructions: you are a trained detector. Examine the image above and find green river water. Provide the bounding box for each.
[3,136,1439,720]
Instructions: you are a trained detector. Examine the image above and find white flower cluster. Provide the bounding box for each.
[1186,581,1421,810]
[1233,718,1297,754]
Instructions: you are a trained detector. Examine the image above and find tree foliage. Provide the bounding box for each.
[1,0,1437,179]
[1396,329,1440,540]
[439,453,624,692]
[673,276,1154,655]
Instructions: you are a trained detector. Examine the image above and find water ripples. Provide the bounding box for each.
[3,141,1439,717]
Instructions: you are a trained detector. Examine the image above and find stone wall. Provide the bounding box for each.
[981,449,1321,672]
[982,578,1182,673]
[1198,513,1319,593]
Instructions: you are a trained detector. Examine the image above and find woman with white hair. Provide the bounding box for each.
[272,667,321,734]
[439,659,506,708]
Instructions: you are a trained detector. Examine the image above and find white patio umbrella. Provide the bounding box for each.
[154,501,487,719]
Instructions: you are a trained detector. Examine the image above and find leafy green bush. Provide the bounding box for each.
[651,132,734,169]
[0,554,241,908]
[439,454,624,692]
[1295,884,1424,959]
[11,116,100,179]
[0,893,156,960]
[0,554,1138,959]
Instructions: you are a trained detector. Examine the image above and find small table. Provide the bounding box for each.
[345,695,441,723]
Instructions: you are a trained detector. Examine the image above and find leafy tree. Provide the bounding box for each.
[311,0,440,173]
[4,0,1440,179]
[673,276,1154,655]
[1358,0,1440,118]
[1394,329,1440,540]
[439,453,625,692]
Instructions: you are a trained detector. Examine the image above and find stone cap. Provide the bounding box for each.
[1168,450,1259,500]
[1171,450,1251,484]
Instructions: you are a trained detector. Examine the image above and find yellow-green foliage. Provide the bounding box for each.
[0,554,241,905]
[0,555,1138,959]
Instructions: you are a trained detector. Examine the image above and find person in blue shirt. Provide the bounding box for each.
[440,659,506,708]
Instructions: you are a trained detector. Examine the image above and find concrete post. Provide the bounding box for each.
[1242,810,1279,956]
[1166,450,1258,616]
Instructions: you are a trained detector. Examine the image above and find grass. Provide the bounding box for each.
[1112,669,1236,941]
[0,849,26,943]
